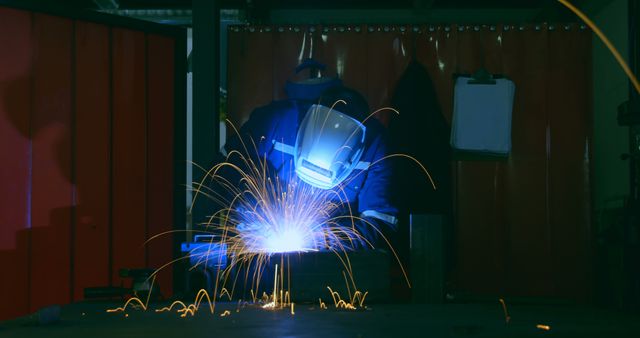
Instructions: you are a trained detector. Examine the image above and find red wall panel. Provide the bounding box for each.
[111,28,148,285]
[415,26,458,124]
[502,27,554,296]
[227,27,274,130]
[29,13,73,311]
[147,34,175,297]
[73,21,111,301]
[455,162,507,294]
[314,25,368,107]
[547,28,593,301]
[365,27,411,124]
[451,26,507,295]
[0,5,180,319]
[0,7,32,319]
[273,27,306,101]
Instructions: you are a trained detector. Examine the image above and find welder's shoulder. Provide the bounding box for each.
[365,117,389,136]
[364,119,392,151]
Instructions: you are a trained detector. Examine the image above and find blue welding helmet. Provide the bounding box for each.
[294,104,366,189]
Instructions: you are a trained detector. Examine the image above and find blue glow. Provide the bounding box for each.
[237,220,322,254]
[264,228,307,253]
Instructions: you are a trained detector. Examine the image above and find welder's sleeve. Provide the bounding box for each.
[355,133,399,245]
[224,105,275,158]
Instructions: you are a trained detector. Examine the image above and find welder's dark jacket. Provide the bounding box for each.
[224,81,398,239]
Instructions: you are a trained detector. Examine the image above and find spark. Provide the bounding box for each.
[499,298,511,324]
[260,263,295,311]
[219,288,232,300]
[262,263,281,309]
[261,302,276,309]
[220,310,231,317]
[537,324,551,331]
[106,297,148,313]
[327,286,368,310]
[154,289,215,317]
[273,263,278,307]
[106,276,156,313]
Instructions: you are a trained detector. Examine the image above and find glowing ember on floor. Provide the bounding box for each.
[499,298,511,324]
[107,259,370,317]
[537,324,551,331]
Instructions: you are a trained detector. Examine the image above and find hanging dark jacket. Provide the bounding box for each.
[390,60,452,215]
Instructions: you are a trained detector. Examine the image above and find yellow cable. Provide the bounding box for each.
[557,0,640,94]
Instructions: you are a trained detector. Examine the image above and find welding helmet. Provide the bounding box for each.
[294,94,368,189]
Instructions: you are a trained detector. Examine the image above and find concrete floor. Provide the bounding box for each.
[1,300,640,338]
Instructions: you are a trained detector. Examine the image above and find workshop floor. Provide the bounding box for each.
[2,301,639,338]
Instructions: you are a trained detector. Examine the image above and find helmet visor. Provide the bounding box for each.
[294,104,366,189]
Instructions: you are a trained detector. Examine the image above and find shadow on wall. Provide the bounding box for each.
[0,14,78,317]
[0,15,34,319]
[2,9,181,320]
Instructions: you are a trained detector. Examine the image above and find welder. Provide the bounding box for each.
[224,59,398,249]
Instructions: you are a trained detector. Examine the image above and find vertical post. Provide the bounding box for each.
[627,0,640,311]
[191,0,220,226]
[629,0,639,200]
[410,214,444,303]
[630,0,638,99]
[173,28,188,297]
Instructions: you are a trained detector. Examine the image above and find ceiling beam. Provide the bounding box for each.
[93,0,118,10]
[413,0,436,16]
[269,8,540,25]
[533,0,616,22]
